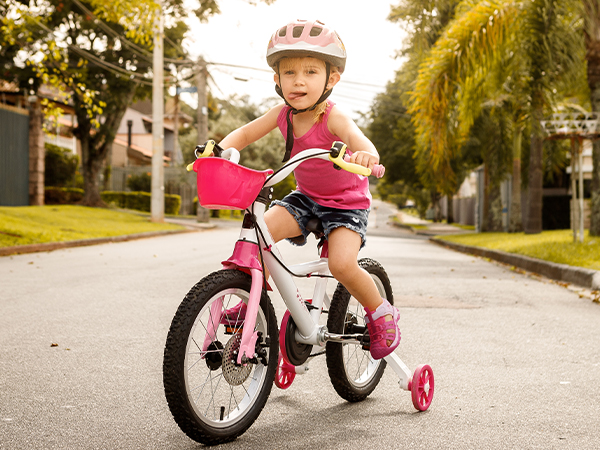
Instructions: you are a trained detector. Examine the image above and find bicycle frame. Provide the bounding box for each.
[220,149,334,365]
[205,147,409,391]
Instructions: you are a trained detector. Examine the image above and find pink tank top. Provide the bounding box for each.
[277,102,371,210]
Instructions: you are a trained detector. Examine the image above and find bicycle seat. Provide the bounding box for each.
[289,217,324,245]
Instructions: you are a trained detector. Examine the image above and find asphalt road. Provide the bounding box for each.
[1,203,599,449]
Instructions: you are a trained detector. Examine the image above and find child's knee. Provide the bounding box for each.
[328,257,359,282]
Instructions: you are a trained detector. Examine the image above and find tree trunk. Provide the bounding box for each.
[79,132,106,207]
[28,96,45,206]
[525,100,544,234]
[592,139,600,236]
[74,87,136,207]
[587,36,600,236]
[447,194,454,224]
[509,130,523,232]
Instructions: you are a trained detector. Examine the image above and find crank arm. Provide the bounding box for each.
[322,331,369,345]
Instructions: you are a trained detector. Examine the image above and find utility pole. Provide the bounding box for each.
[196,57,210,222]
[151,0,164,222]
[196,57,208,144]
[172,86,183,166]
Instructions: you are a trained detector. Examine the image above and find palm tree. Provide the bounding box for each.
[409,0,584,233]
[584,1,600,235]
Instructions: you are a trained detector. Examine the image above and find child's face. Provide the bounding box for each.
[275,57,337,110]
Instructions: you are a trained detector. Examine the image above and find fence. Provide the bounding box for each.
[0,104,30,206]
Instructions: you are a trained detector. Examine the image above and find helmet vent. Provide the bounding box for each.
[293,26,304,38]
[309,27,322,37]
[278,27,286,37]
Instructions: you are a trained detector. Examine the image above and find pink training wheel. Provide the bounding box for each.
[274,354,296,389]
[410,364,434,411]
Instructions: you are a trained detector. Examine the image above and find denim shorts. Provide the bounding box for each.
[270,190,369,248]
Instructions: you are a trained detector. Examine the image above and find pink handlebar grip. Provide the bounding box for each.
[371,164,385,178]
[342,155,385,178]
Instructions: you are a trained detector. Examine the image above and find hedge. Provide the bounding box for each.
[45,187,84,204]
[45,188,181,215]
[101,191,181,215]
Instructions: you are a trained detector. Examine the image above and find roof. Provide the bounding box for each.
[113,137,171,162]
[0,79,19,92]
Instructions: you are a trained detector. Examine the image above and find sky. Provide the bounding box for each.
[181,0,408,119]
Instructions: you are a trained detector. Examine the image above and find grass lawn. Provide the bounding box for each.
[438,230,600,271]
[0,205,185,248]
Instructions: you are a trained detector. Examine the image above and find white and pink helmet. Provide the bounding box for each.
[266,20,347,73]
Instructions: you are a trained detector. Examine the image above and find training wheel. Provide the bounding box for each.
[410,364,434,411]
[274,353,296,389]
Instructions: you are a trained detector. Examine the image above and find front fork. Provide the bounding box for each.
[209,223,267,365]
[200,265,263,366]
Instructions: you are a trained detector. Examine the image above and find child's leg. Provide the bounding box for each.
[264,205,302,242]
[262,205,302,280]
[326,227,382,309]
[327,227,400,358]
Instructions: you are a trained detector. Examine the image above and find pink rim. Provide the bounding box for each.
[411,364,434,411]
[274,354,296,389]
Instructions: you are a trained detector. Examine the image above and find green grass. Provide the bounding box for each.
[0,205,184,247]
[438,230,600,271]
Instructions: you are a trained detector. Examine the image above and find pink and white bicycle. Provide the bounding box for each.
[163,141,434,445]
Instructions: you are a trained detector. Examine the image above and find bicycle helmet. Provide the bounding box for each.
[266,19,347,73]
[267,20,347,162]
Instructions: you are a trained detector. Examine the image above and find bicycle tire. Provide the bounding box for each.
[163,270,278,445]
[326,258,394,402]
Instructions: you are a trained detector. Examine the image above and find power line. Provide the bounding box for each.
[71,0,194,66]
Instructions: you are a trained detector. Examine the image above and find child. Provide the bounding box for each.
[218,19,400,360]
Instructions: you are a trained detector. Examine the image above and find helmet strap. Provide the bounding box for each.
[276,62,332,162]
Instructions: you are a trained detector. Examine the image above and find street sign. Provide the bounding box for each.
[176,86,197,95]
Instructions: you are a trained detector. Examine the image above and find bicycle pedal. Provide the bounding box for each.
[361,331,370,351]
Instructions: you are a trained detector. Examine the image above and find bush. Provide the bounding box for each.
[126,172,152,192]
[45,187,84,204]
[100,191,181,215]
[45,144,80,187]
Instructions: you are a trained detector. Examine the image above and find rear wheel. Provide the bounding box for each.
[326,258,394,402]
[163,270,278,445]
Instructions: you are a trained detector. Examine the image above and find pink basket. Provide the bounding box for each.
[193,158,274,210]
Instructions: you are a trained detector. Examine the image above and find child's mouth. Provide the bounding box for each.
[288,92,306,100]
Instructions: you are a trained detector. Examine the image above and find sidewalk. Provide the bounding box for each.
[394,211,600,292]
[396,211,473,236]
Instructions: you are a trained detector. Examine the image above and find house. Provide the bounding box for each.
[112,106,173,167]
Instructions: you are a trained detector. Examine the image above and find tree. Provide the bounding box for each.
[408,0,584,233]
[583,1,600,235]
[0,0,275,206]
[370,0,461,216]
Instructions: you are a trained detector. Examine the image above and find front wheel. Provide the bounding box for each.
[326,258,394,402]
[163,270,278,445]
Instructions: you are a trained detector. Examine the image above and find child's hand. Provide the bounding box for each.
[349,151,379,170]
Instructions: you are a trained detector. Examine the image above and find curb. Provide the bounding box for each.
[0,228,199,257]
[430,237,600,291]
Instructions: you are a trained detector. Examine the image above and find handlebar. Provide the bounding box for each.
[187,140,385,180]
[329,141,385,179]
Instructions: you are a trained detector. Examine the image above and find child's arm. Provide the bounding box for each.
[219,104,284,151]
[327,107,380,170]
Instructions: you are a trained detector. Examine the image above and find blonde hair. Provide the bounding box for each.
[278,57,340,123]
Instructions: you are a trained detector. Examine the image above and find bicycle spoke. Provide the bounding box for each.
[204,369,224,419]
